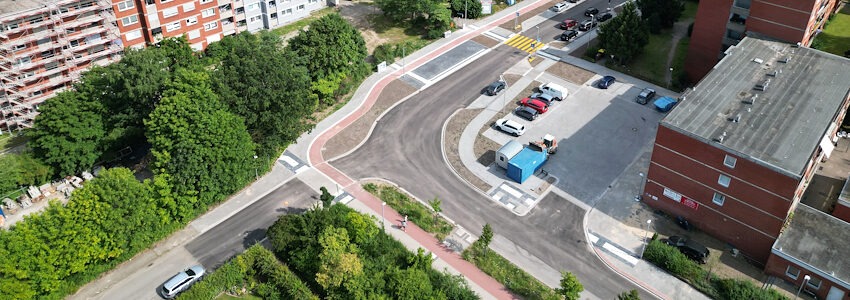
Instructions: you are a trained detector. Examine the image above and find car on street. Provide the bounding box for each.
[560,29,578,41]
[597,12,613,22]
[578,19,597,31]
[520,98,549,113]
[584,7,599,17]
[515,106,539,121]
[485,80,506,96]
[560,19,578,30]
[161,265,205,299]
[597,75,616,89]
[551,2,569,12]
[530,92,555,105]
[494,119,526,136]
[636,87,656,104]
[654,96,679,112]
[665,236,710,264]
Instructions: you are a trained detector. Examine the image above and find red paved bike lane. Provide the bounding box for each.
[307,2,552,299]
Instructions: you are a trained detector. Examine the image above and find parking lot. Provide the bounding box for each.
[483,69,668,205]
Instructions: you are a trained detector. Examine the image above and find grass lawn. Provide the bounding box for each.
[812,5,850,56]
[270,7,336,36]
[682,0,699,20]
[607,30,674,88]
[362,183,454,240]
[671,37,690,89]
[463,243,560,300]
[0,133,28,153]
[215,293,263,300]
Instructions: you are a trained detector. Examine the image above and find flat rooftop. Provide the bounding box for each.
[0,0,46,18]
[662,37,850,178]
[773,204,850,287]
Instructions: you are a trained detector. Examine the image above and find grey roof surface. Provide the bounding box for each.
[773,204,850,287]
[662,37,850,178]
[0,0,46,18]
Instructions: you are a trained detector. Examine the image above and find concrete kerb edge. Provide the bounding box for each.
[325,89,422,163]
[358,177,462,230]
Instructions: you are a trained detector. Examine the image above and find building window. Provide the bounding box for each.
[724,155,736,168]
[249,15,261,22]
[12,44,26,51]
[161,0,172,3]
[121,15,138,26]
[297,4,305,10]
[186,16,198,25]
[117,0,134,11]
[268,1,276,6]
[712,193,725,206]
[125,29,142,40]
[163,7,179,18]
[187,29,200,39]
[247,3,259,10]
[270,13,277,19]
[16,57,31,66]
[31,90,43,96]
[183,2,195,12]
[201,0,213,3]
[283,8,292,15]
[663,188,682,203]
[718,174,731,187]
[202,8,216,18]
[807,277,821,289]
[204,21,218,30]
[786,266,800,279]
[166,22,181,32]
[309,0,317,3]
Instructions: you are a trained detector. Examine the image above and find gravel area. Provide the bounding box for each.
[471,34,501,48]
[546,62,595,85]
[323,79,417,160]
[444,109,493,192]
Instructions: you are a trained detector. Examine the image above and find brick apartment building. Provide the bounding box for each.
[1,0,327,133]
[643,37,850,297]
[685,0,841,82]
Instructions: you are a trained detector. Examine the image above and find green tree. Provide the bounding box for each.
[145,69,255,206]
[478,223,493,253]
[428,198,442,225]
[598,2,649,65]
[375,0,421,22]
[320,186,335,208]
[556,271,583,300]
[426,4,453,39]
[618,289,641,300]
[389,267,434,300]
[27,91,105,176]
[287,14,369,101]
[0,153,50,193]
[636,0,684,33]
[315,226,364,299]
[209,32,316,152]
[449,0,482,19]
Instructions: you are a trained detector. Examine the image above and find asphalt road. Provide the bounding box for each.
[331,43,645,299]
[524,0,629,44]
[185,178,315,269]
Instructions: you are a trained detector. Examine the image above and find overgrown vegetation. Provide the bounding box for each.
[362,183,453,240]
[372,39,430,67]
[266,203,478,299]
[375,0,454,39]
[462,224,561,300]
[643,239,788,300]
[177,246,317,300]
[0,13,370,300]
[811,5,850,56]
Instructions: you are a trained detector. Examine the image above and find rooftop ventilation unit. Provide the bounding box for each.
[743,94,758,104]
[754,79,770,91]
[778,57,790,63]
[714,132,727,143]
[752,58,764,64]
[767,70,778,77]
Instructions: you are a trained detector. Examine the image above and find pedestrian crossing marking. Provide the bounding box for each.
[504,35,540,54]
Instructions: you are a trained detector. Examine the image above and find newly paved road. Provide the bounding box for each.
[331,42,643,298]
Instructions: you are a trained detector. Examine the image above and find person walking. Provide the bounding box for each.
[401,215,409,231]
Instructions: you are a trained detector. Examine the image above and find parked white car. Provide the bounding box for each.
[494,119,526,136]
[538,82,568,101]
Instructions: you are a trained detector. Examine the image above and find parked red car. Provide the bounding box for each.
[520,98,549,113]
[560,19,578,30]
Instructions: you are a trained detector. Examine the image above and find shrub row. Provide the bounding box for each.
[462,241,560,300]
[362,183,453,240]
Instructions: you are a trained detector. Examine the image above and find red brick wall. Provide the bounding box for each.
[685,0,733,82]
[115,0,222,50]
[833,202,850,223]
[748,0,811,43]
[765,253,848,300]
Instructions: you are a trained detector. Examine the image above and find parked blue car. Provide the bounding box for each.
[654,96,678,112]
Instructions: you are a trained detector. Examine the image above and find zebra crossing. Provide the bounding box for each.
[504,34,542,54]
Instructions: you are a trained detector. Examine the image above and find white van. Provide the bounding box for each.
[538,82,568,101]
[551,2,569,12]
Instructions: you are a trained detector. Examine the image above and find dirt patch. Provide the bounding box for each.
[337,1,387,54]
[471,35,501,48]
[546,62,596,85]
[528,55,544,67]
[444,109,493,192]
[323,79,417,160]
[500,0,559,30]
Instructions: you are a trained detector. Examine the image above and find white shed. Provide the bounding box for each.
[495,140,524,169]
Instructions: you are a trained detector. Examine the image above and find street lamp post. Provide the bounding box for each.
[500,74,508,113]
[381,202,386,231]
[253,155,258,179]
[794,275,811,300]
[535,25,540,43]
[464,0,468,20]
[669,67,674,88]
[514,5,519,32]
[639,219,652,259]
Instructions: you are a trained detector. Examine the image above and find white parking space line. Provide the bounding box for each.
[588,233,600,244]
[602,243,639,265]
[501,184,523,198]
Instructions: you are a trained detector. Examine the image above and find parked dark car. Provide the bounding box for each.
[485,80,506,96]
[530,92,555,105]
[597,12,613,22]
[665,236,710,264]
[515,106,539,121]
[578,19,597,31]
[584,7,599,17]
[597,75,616,89]
[560,29,578,41]
[636,87,656,104]
[560,19,578,30]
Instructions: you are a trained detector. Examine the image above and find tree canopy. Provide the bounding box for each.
[449,0,483,19]
[598,2,649,65]
[0,153,52,193]
[636,0,685,33]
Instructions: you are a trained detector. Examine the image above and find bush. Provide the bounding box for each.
[463,241,559,300]
[362,183,453,240]
[372,40,430,67]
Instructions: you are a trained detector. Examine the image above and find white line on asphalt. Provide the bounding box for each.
[279,155,299,167]
[339,195,354,204]
[405,71,431,85]
[588,233,599,244]
[294,166,310,174]
[602,243,639,265]
[482,30,507,41]
[500,184,523,198]
[492,193,503,202]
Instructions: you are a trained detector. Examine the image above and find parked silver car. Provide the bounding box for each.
[161,265,205,299]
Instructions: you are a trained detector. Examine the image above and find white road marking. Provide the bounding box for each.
[501,184,523,198]
[602,243,639,265]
